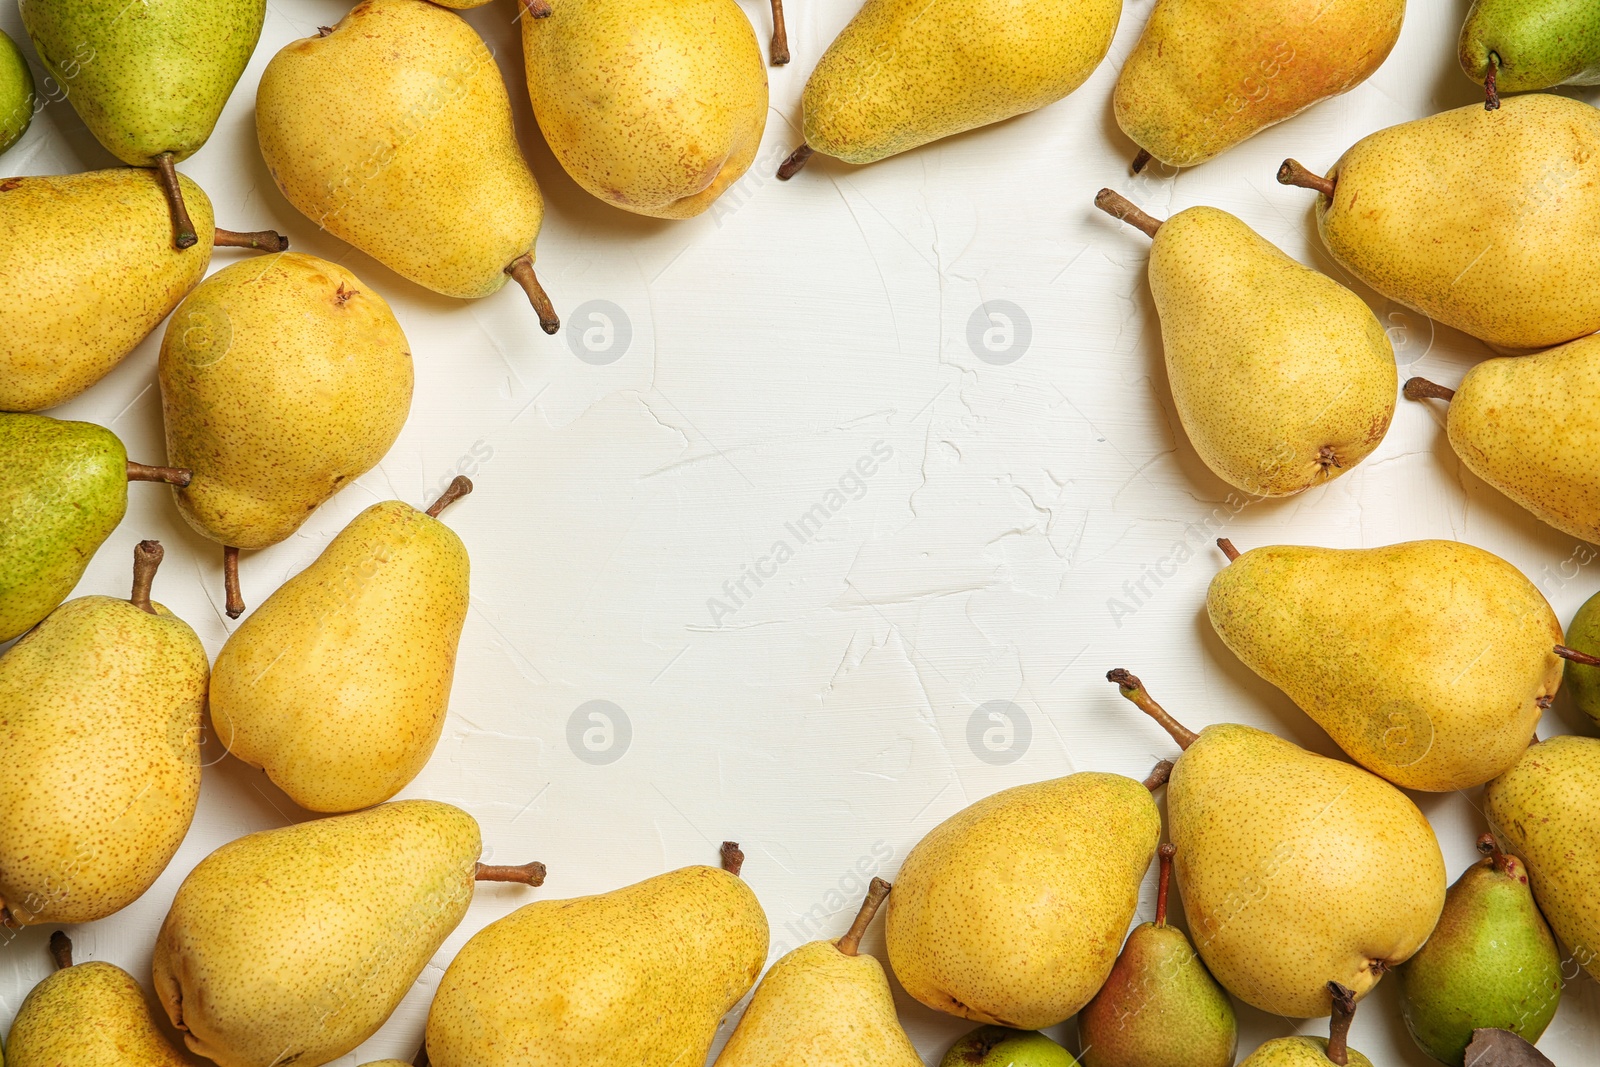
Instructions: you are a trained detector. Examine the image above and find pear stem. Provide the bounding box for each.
[426,476,474,518]
[1094,189,1162,239]
[475,861,547,886]
[521,0,553,16]
[1485,53,1501,111]
[224,545,244,620]
[1143,759,1174,792]
[1108,669,1200,750]
[1155,842,1175,926]
[1217,537,1240,562]
[213,227,289,252]
[1477,833,1514,874]
[837,877,891,957]
[127,460,192,487]
[1404,377,1456,402]
[1325,981,1357,1066]
[1277,159,1337,199]
[1555,644,1600,667]
[777,143,813,180]
[414,1044,431,1067]
[154,153,198,249]
[768,0,789,65]
[505,254,560,334]
[1131,149,1153,175]
[721,840,746,877]
[131,540,163,615]
[49,930,73,970]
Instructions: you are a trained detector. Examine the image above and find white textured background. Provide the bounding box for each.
[3,0,1598,1062]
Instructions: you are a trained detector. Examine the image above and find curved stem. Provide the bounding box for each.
[1108,669,1200,750]
[768,0,789,65]
[777,143,814,180]
[1325,981,1357,1066]
[214,227,289,252]
[1131,149,1152,175]
[127,460,192,487]
[49,930,73,970]
[721,840,745,877]
[1555,644,1600,667]
[224,545,244,620]
[131,540,163,615]
[1217,537,1240,562]
[837,877,891,957]
[1143,758,1174,792]
[1094,189,1162,239]
[426,476,474,518]
[154,153,198,249]
[1277,159,1336,199]
[1485,53,1501,111]
[505,254,560,334]
[1403,377,1456,402]
[475,861,546,886]
[1477,832,1514,874]
[1155,842,1175,927]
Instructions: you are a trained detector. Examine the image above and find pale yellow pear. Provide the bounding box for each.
[1111,671,1446,1018]
[1236,983,1373,1067]
[885,772,1161,1029]
[522,0,767,219]
[1207,540,1562,791]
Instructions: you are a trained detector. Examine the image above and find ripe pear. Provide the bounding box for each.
[522,0,767,219]
[1096,192,1395,496]
[885,769,1163,1029]
[424,842,767,1067]
[1078,844,1237,1067]
[776,0,1120,178]
[257,0,560,332]
[1277,93,1600,350]
[1461,0,1600,105]
[1,413,192,642]
[1398,834,1561,1065]
[158,252,412,618]
[210,478,473,813]
[0,541,206,927]
[1115,0,1404,169]
[1109,670,1446,1018]
[1484,735,1600,982]
[153,800,545,1067]
[1207,539,1562,791]
[943,1028,1079,1066]
[7,931,192,1067]
[1403,338,1600,545]
[18,0,266,246]
[0,30,34,156]
[1237,982,1373,1067]
[1560,589,1600,727]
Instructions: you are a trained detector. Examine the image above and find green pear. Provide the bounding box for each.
[1559,589,1600,727]
[1398,834,1561,1065]
[0,30,33,156]
[1461,0,1600,105]
[0,541,206,926]
[1115,0,1404,169]
[158,252,412,618]
[522,0,767,219]
[1237,983,1373,1067]
[714,878,919,1067]
[1078,844,1237,1067]
[1096,192,1395,496]
[18,0,266,246]
[424,841,767,1067]
[885,769,1163,1029]
[1109,671,1446,1018]
[1484,735,1600,982]
[1,413,192,642]
[1207,539,1562,791]
[7,931,193,1067]
[209,479,473,813]
[942,1027,1079,1067]
[776,0,1120,178]
[1277,93,1600,350]
[152,800,545,1067]
[1403,338,1600,546]
[256,0,560,332]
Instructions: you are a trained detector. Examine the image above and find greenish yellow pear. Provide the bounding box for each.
[1461,0,1600,104]
[0,541,206,927]
[424,842,768,1067]
[153,800,545,1067]
[522,0,767,219]
[1207,539,1562,791]
[1110,671,1446,1018]
[1559,589,1600,727]
[0,30,34,156]
[1,414,192,642]
[777,0,1120,177]
[1097,192,1395,496]
[158,252,412,618]
[1485,735,1600,982]
[942,1028,1079,1067]
[209,479,473,813]
[257,0,560,332]
[714,878,920,1067]
[1115,0,1404,169]
[1078,844,1237,1067]
[1238,983,1374,1067]
[1277,93,1600,350]
[885,769,1162,1029]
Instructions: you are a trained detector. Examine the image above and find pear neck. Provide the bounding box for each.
[1094,189,1163,239]
[1325,982,1357,1066]
[475,861,546,887]
[1108,670,1200,749]
[426,476,474,518]
[130,540,163,615]
[837,877,891,957]
[720,841,745,877]
[1154,843,1175,926]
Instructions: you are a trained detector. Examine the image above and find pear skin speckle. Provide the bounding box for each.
[7,959,194,1066]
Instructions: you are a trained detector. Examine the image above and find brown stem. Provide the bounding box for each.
[1404,377,1456,402]
[414,1044,431,1067]
[1094,188,1162,239]
[505,254,560,334]
[224,545,244,620]
[1155,843,1175,927]
[837,877,891,957]
[1555,644,1600,667]
[475,861,547,886]
[426,476,474,518]
[127,460,192,487]
[131,540,163,615]
[1131,148,1152,175]
[1485,53,1501,111]
[214,227,289,252]
[1477,832,1514,875]
[154,153,198,249]
[1325,981,1357,1066]
[768,0,789,65]
[1277,159,1337,199]
[1143,759,1174,792]
[1217,537,1240,562]
[721,840,745,876]
[49,930,73,970]
[777,143,814,180]
[523,0,554,16]
[1108,669,1200,750]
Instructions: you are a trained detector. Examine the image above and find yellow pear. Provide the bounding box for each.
[521,0,767,219]
[1236,983,1374,1067]
[1097,192,1395,496]
[424,842,767,1066]
[1110,670,1446,1018]
[0,541,205,927]
[714,878,920,1067]
[1207,539,1562,791]
[256,0,559,331]
[885,769,1163,1029]
[209,479,473,813]
[1278,93,1600,349]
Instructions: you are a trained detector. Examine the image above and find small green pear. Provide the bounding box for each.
[1398,834,1561,1065]
[1238,983,1374,1067]
[1461,0,1600,105]
[1078,844,1237,1067]
[0,30,34,156]
[942,1027,1079,1067]
[1559,589,1600,727]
